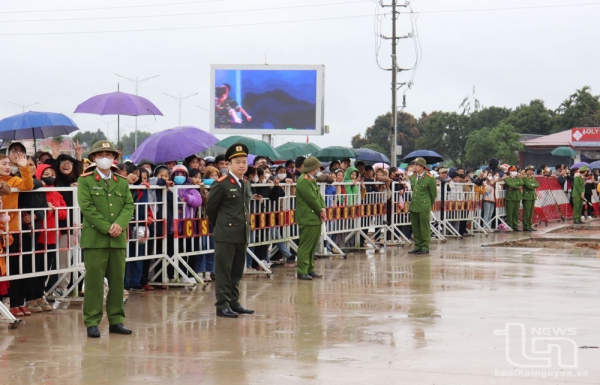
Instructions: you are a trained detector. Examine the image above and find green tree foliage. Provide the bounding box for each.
[120,131,152,155]
[465,123,523,166]
[416,111,470,167]
[72,129,107,150]
[351,111,419,158]
[504,100,554,135]
[553,86,600,132]
[360,143,388,155]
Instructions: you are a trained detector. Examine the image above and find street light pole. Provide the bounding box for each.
[163,92,199,126]
[114,73,160,149]
[8,101,40,112]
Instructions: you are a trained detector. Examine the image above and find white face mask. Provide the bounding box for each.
[316,171,322,177]
[407,171,414,177]
[487,176,493,181]
[510,171,518,177]
[96,157,113,170]
[252,176,259,183]
[277,173,287,180]
[264,173,271,179]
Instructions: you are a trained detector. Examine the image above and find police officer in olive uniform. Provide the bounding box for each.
[522,165,540,231]
[78,141,135,338]
[504,165,524,231]
[206,143,254,318]
[572,166,587,224]
[408,157,437,255]
[295,157,327,280]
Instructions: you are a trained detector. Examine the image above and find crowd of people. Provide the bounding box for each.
[1,141,595,327]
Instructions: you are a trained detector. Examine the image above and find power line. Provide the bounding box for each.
[0,14,374,36]
[416,2,600,14]
[0,0,373,23]
[0,0,223,14]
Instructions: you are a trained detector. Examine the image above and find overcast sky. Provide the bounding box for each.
[1,0,598,155]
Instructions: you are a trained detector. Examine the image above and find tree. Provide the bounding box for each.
[464,127,495,166]
[351,111,420,158]
[119,131,152,155]
[464,122,523,167]
[504,99,554,135]
[553,86,600,132]
[416,111,471,167]
[361,143,388,155]
[72,129,107,151]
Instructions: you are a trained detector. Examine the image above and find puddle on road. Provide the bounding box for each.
[486,238,600,250]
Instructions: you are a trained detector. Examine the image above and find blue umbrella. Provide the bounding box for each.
[0,111,79,152]
[355,148,390,163]
[570,161,589,170]
[402,149,444,164]
[130,126,218,164]
[588,161,600,170]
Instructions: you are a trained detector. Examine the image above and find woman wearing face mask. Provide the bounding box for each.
[123,164,148,292]
[158,165,202,281]
[481,172,497,227]
[504,166,524,231]
[202,166,221,187]
[0,152,35,317]
[249,166,283,268]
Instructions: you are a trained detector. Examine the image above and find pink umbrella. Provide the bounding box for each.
[372,162,389,170]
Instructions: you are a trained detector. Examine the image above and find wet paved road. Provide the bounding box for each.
[1,223,599,384]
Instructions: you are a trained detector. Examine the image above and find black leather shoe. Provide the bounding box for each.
[308,272,322,278]
[87,326,100,338]
[297,274,313,280]
[231,306,255,314]
[216,308,239,318]
[109,323,132,334]
[416,250,429,254]
[512,228,522,232]
[407,249,420,254]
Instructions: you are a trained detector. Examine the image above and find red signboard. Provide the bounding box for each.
[571,127,600,142]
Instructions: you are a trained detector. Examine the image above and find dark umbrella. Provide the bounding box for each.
[0,111,79,151]
[130,126,218,164]
[354,148,390,163]
[312,146,359,162]
[402,149,444,164]
[74,90,163,146]
[215,135,281,159]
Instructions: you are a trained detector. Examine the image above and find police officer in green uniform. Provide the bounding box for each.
[78,141,135,338]
[522,165,540,231]
[572,166,587,224]
[504,165,524,231]
[408,157,437,255]
[206,143,255,318]
[295,157,327,280]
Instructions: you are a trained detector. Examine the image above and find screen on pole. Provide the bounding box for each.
[210,64,325,135]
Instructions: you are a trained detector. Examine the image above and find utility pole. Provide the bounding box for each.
[114,73,160,149]
[163,92,199,126]
[8,101,40,112]
[380,0,408,167]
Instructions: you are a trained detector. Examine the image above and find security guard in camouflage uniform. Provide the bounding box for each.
[206,143,254,318]
[78,140,135,338]
[522,165,540,231]
[572,165,587,224]
[408,157,437,255]
[504,165,524,231]
[295,157,326,280]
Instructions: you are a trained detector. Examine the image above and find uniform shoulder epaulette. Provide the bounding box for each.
[116,173,127,178]
[217,175,228,182]
[426,172,432,177]
[80,171,94,177]
[304,174,309,179]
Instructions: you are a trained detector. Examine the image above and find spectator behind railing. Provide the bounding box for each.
[1,150,35,317]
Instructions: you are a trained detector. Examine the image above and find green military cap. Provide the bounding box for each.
[303,156,322,172]
[579,165,589,172]
[524,165,536,171]
[411,157,427,168]
[225,143,249,160]
[88,140,119,160]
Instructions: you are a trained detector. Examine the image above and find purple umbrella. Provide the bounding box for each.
[74,91,163,116]
[570,161,589,170]
[130,126,218,164]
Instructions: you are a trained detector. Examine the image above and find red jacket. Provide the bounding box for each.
[36,164,67,246]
